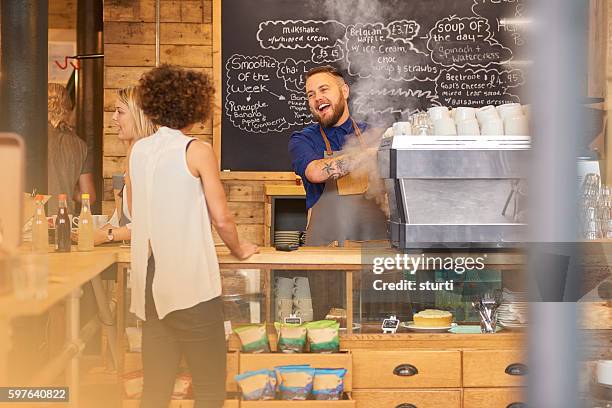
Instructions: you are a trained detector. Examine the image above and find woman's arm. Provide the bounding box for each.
[186,140,258,260]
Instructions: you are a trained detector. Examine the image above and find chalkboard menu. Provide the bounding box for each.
[221,0,528,171]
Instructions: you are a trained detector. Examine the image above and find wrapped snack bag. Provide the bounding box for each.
[123,370,144,399]
[305,320,340,353]
[234,324,270,353]
[274,322,307,353]
[236,369,275,400]
[276,366,315,400]
[312,368,347,400]
[172,372,192,400]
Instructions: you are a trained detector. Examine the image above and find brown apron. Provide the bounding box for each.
[305,119,388,247]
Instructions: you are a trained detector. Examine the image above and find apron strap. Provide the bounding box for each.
[319,118,365,157]
[319,126,333,157]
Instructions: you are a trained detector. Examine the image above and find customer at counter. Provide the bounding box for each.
[47,83,96,214]
[128,64,258,408]
[288,65,387,246]
[76,87,158,245]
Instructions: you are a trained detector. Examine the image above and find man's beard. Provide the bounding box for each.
[312,99,347,127]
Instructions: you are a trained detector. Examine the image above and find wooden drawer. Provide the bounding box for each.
[239,352,352,391]
[123,351,239,392]
[463,350,527,387]
[463,388,526,408]
[352,350,461,388]
[353,390,461,408]
[241,395,355,408]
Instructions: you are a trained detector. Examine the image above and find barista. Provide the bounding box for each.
[288,65,387,246]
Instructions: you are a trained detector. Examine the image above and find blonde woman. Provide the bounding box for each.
[47,83,96,214]
[93,87,158,245]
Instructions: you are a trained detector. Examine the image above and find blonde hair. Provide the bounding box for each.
[48,83,73,131]
[116,86,158,141]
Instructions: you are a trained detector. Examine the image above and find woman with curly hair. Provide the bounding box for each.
[127,64,258,408]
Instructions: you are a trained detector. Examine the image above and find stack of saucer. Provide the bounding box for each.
[498,289,528,329]
[274,230,301,246]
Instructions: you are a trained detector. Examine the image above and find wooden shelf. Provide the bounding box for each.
[264,184,306,196]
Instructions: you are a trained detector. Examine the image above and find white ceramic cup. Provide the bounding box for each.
[427,106,450,121]
[480,118,504,135]
[597,360,612,385]
[69,215,80,229]
[476,105,500,123]
[456,119,480,136]
[503,115,529,136]
[522,104,531,123]
[433,117,457,136]
[496,103,523,120]
[453,107,476,123]
[93,214,109,229]
[392,121,412,136]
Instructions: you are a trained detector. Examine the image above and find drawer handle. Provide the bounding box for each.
[506,403,526,408]
[393,364,419,377]
[505,363,528,376]
[395,404,417,408]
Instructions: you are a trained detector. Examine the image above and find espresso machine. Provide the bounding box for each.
[378,135,530,249]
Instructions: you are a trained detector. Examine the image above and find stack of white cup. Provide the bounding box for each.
[414,103,531,136]
[275,277,294,321]
[475,103,530,136]
[293,277,313,322]
[274,276,313,322]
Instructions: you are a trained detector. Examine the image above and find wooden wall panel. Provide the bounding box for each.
[102,0,297,247]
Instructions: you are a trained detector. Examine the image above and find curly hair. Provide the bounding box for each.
[137,64,214,130]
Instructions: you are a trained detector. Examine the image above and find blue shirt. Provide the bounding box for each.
[288,117,367,209]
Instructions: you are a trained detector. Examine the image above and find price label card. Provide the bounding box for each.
[284,315,302,325]
[382,316,400,334]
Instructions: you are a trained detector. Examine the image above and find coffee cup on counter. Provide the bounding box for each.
[480,118,504,136]
[427,106,450,121]
[92,215,110,229]
[503,115,529,136]
[476,105,500,123]
[392,121,412,136]
[453,107,476,123]
[496,103,523,119]
[456,118,480,136]
[597,360,612,386]
[433,117,457,136]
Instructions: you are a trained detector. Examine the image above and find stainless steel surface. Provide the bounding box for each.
[379,135,529,248]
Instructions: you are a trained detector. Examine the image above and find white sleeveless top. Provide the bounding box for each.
[129,126,221,320]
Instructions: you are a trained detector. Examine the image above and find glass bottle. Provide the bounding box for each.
[32,195,48,252]
[77,193,94,251]
[55,194,71,252]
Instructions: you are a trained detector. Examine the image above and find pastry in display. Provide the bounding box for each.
[412,309,453,327]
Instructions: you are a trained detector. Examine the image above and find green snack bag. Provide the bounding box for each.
[234,324,270,353]
[305,320,340,353]
[274,322,307,353]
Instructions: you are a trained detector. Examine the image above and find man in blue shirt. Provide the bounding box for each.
[288,66,387,246]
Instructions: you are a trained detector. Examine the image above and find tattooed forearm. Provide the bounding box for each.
[321,157,350,180]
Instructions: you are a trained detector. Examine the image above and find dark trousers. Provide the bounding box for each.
[141,256,226,408]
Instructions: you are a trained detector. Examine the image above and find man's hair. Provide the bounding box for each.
[48,83,73,131]
[137,64,214,130]
[305,65,344,81]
